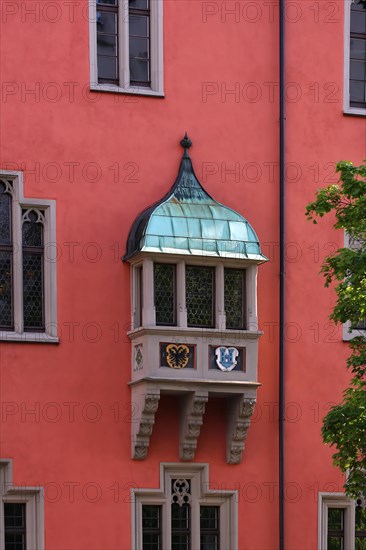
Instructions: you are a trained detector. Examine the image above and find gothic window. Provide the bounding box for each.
[0,173,57,343]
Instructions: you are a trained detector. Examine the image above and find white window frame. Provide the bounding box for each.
[344,0,366,116]
[131,256,259,332]
[0,459,44,550]
[318,492,357,550]
[343,232,366,340]
[89,0,164,97]
[132,463,237,550]
[0,171,58,343]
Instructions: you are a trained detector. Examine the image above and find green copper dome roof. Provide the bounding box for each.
[124,135,268,262]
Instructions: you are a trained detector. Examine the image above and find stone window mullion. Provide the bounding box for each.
[177,261,187,328]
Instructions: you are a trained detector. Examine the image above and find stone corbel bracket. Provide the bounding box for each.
[132,389,161,460]
[180,391,208,461]
[227,395,256,464]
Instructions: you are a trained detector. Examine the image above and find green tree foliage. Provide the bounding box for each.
[306,160,366,500]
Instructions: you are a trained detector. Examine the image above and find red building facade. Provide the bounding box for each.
[0,1,365,549]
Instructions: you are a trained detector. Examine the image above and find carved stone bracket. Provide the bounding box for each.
[132,390,161,460]
[226,395,256,464]
[180,391,208,461]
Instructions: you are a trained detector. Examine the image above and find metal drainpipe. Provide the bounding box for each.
[279,0,286,549]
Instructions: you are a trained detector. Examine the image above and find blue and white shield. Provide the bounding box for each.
[215,346,239,372]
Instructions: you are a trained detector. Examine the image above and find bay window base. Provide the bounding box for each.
[129,378,259,464]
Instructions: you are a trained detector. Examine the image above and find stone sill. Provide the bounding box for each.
[128,326,263,340]
[0,332,59,343]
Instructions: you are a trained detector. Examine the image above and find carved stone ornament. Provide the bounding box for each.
[180,392,208,461]
[171,479,191,507]
[227,395,256,464]
[132,392,160,460]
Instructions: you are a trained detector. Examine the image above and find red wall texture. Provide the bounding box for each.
[1,1,365,549]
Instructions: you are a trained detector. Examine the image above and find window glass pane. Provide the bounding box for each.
[171,534,190,550]
[0,181,12,245]
[142,505,161,550]
[0,252,13,328]
[129,0,149,9]
[351,5,366,34]
[186,266,215,327]
[129,14,149,37]
[130,37,149,59]
[97,34,117,57]
[350,80,366,102]
[351,38,366,61]
[201,534,219,550]
[4,503,26,550]
[355,539,366,550]
[22,211,43,247]
[97,11,117,34]
[23,254,44,330]
[224,268,245,329]
[154,263,176,325]
[328,508,344,531]
[130,59,149,83]
[97,56,118,80]
[328,537,343,550]
[171,503,190,529]
[356,506,366,530]
[350,60,366,81]
[97,0,118,5]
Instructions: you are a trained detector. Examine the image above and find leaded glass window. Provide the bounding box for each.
[200,506,220,550]
[350,0,366,108]
[186,266,215,328]
[4,502,27,550]
[171,479,191,550]
[142,505,162,550]
[224,268,246,330]
[129,0,151,87]
[327,508,345,550]
[96,0,119,84]
[22,210,45,331]
[154,263,176,325]
[0,180,13,329]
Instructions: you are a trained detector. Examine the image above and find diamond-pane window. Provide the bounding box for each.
[0,180,13,329]
[22,210,44,331]
[186,266,215,328]
[224,269,246,330]
[4,502,27,550]
[154,263,176,326]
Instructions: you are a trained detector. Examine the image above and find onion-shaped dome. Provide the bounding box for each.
[124,135,268,262]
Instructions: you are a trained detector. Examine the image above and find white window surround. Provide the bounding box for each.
[318,492,356,550]
[343,232,366,341]
[0,170,58,343]
[130,255,259,333]
[344,0,366,116]
[0,459,44,550]
[89,0,164,97]
[131,462,238,550]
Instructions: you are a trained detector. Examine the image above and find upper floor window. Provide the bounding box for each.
[344,0,366,115]
[90,0,164,96]
[0,172,57,343]
[319,493,366,549]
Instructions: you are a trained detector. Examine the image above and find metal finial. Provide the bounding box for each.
[180,133,192,151]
